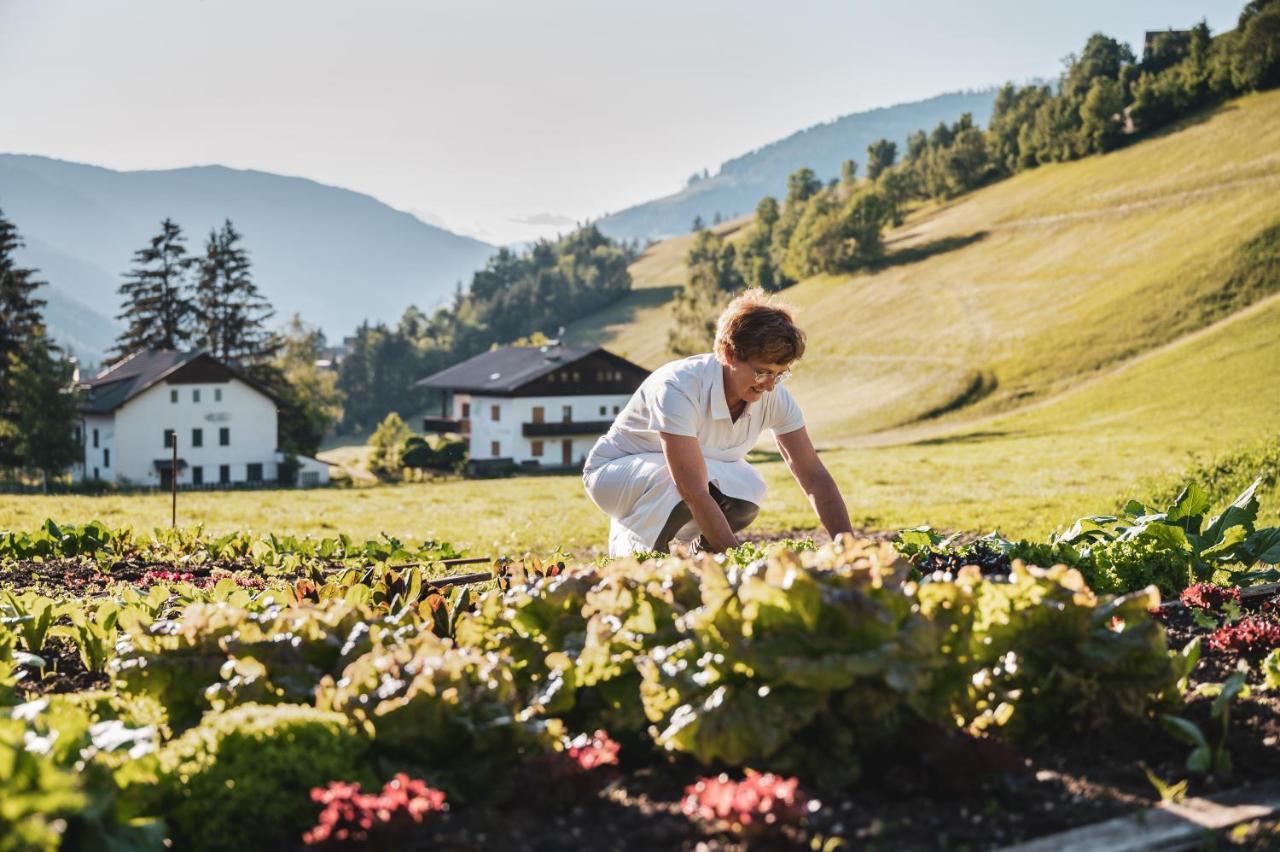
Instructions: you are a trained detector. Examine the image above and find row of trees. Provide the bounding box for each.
[669,0,1280,354]
[0,209,85,487]
[876,1,1280,203]
[335,224,636,433]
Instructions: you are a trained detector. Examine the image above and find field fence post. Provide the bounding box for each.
[172,432,177,529]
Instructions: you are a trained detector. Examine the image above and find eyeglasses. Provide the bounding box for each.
[747,361,792,385]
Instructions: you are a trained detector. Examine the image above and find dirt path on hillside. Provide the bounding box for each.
[848,287,1280,450]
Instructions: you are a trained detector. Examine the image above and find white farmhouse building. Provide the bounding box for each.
[415,345,649,474]
[74,350,330,488]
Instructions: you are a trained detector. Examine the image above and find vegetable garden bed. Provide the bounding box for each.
[2,479,1278,851]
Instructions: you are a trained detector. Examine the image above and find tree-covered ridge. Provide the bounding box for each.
[668,0,1280,356]
[886,0,1280,203]
[337,225,637,432]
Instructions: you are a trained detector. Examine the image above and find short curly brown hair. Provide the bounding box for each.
[713,288,806,364]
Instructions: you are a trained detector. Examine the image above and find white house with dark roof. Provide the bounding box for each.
[75,350,330,488]
[415,345,649,473]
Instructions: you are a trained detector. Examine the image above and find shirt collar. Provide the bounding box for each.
[709,354,756,421]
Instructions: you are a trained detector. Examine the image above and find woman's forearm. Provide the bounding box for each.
[807,468,854,538]
[684,488,740,552]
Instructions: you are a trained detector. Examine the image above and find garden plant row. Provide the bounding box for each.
[1,480,1278,850]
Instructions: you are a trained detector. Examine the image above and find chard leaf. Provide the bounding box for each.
[1203,477,1263,544]
[1237,527,1280,566]
[1165,484,1210,534]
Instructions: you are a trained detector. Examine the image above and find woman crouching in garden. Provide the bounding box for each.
[582,288,855,557]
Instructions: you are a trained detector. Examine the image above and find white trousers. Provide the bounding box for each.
[583,452,767,557]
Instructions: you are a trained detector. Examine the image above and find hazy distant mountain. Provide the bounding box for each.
[0,155,496,363]
[598,89,999,242]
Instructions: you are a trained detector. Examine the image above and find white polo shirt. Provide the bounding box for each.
[583,353,805,555]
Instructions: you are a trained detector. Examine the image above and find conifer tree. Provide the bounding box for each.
[193,219,279,363]
[0,209,49,469]
[11,333,81,492]
[112,218,195,359]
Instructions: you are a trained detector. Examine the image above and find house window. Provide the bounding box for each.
[461,402,470,418]
[163,429,175,448]
[547,373,556,383]
[532,406,544,424]
[491,405,500,422]
[219,427,230,446]
[247,463,263,482]
[193,389,201,403]
[93,428,99,448]
[192,466,203,485]
[490,440,501,457]
[170,389,178,403]
[599,405,607,416]
[103,448,110,468]
[613,405,621,415]
[215,388,222,402]
[572,371,580,382]
[531,440,543,457]
[219,464,230,484]
[192,428,203,448]
[93,467,99,479]
[561,405,572,423]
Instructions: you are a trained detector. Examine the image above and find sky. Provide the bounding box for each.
[0,0,1245,246]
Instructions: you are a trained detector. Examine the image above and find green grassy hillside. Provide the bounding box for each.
[572,92,1280,444]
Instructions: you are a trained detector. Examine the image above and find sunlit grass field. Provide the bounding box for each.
[4,288,1276,555]
[3,95,1277,557]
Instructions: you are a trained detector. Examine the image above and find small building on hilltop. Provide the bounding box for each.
[75,350,331,488]
[415,345,648,474]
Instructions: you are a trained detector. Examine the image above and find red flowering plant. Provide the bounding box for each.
[302,773,447,847]
[681,770,814,836]
[141,569,198,585]
[1180,583,1242,612]
[520,729,622,808]
[1207,617,1280,661]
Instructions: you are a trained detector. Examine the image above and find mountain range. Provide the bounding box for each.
[0,155,497,365]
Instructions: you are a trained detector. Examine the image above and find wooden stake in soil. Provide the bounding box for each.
[171,433,177,528]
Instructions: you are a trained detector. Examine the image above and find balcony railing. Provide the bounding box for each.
[522,419,613,437]
[422,417,470,435]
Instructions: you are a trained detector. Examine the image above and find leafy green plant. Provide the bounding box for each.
[1162,667,1250,775]
[139,703,372,852]
[1033,478,1280,595]
[917,563,1179,738]
[1,592,59,657]
[55,601,120,673]
[317,633,554,798]
[110,600,380,730]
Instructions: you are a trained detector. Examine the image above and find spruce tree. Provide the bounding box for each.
[112,218,195,359]
[193,220,279,364]
[0,208,49,469]
[12,334,81,492]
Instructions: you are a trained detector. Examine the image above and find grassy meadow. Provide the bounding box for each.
[2,94,1278,556]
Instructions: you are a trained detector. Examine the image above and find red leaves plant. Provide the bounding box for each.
[302,774,447,846]
[681,770,813,835]
[1180,583,1242,612]
[1207,617,1280,659]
